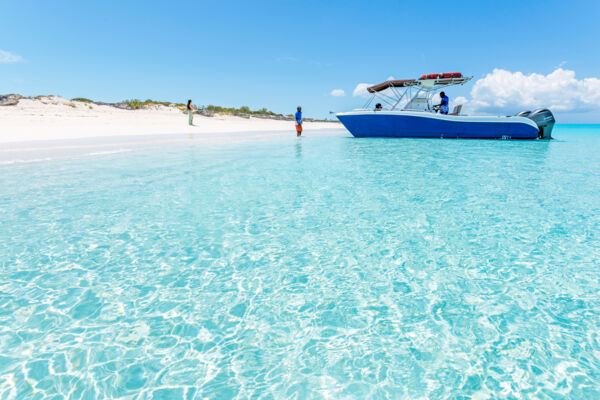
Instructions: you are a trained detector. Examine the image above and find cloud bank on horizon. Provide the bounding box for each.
[465,68,600,114]
[0,50,23,64]
[352,68,600,115]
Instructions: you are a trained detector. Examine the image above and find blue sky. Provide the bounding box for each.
[1,0,599,121]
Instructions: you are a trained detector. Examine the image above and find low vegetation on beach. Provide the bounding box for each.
[196,105,329,122]
[0,94,337,122]
[198,105,286,120]
[71,97,93,103]
[200,105,278,116]
[123,99,186,109]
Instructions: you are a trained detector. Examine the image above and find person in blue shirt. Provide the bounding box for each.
[295,106,302,136]
[435,91,449,114]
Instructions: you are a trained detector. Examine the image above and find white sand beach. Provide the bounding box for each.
[0,96,341,144]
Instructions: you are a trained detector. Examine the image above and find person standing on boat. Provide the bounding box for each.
[295,106,302,137]
[435,92,449,114]
[187,100,195,125]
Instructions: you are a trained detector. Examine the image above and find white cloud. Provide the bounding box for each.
[465,68,600,114]
[351,76,398,98]
[330,89,345,97]
[454,96,468,105]
[0,50,23,63]
[353,83,373,98]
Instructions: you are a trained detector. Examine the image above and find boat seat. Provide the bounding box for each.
[449,104,462,115]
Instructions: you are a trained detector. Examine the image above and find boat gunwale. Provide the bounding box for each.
[336,110,539,130]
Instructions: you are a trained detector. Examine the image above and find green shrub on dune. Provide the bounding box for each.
[200,104,283,117]
[123,99,173,109]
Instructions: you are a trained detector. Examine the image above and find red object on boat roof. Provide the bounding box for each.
[367,73,469,93]
[441,72,462,78]
[419,72,462,80]
[367,79,417,93]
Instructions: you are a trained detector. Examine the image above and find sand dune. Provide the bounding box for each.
[0,96,340,143]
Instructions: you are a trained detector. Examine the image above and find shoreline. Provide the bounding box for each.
[0,130,347,166]
[0,95,341,144]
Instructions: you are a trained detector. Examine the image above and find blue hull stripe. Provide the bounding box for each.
[337,114,539,139]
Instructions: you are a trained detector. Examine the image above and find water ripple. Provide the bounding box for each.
[1,127,600,398]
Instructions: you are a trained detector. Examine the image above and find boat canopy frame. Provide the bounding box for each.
[363,76,473,112]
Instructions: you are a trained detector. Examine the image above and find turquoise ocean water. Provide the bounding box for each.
[1,125,600,398]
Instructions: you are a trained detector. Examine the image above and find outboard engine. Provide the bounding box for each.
[516,110,532,118]
[517,109,555,139]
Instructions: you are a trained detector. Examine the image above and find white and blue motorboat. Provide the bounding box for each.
[336,72,555,139]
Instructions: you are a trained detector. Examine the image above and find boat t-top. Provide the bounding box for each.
[336,72,555,139]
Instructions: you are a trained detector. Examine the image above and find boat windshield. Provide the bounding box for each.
[403,93,429,111]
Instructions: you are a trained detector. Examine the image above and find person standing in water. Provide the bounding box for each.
[187,100,195,125]
[295,106,302,137]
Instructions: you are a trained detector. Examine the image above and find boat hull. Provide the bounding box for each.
[336,111,540,139]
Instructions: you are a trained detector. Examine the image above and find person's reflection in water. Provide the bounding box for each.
[295,138,302,159]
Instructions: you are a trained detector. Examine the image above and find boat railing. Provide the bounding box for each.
[363,76,473,112]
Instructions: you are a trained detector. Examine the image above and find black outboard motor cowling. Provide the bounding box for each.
[517,108,555,139]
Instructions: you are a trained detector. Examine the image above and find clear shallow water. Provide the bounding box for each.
[1,126,600,399]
